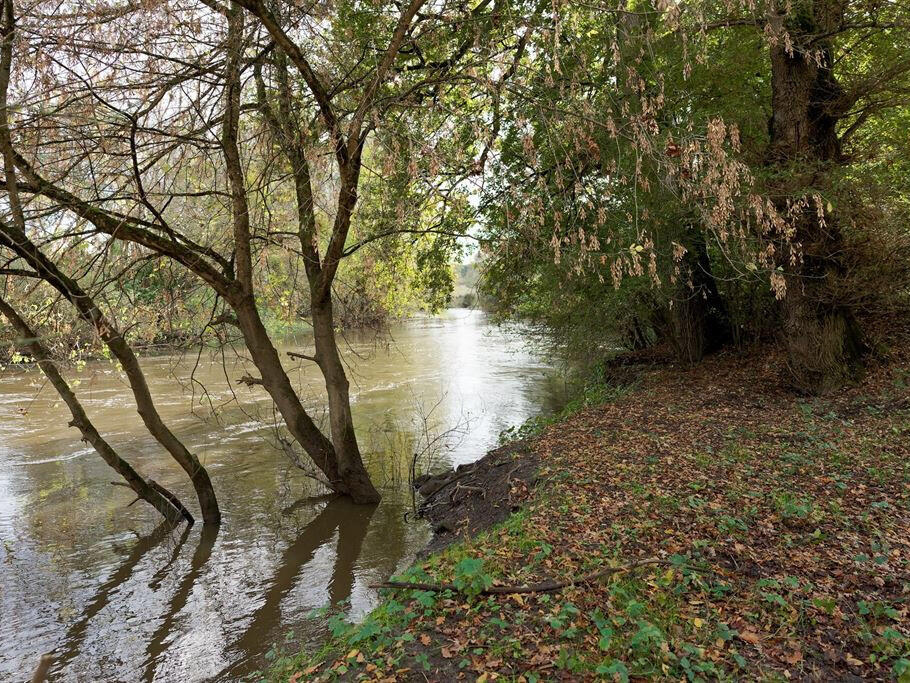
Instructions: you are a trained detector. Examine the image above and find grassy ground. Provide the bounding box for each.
[267,344,910,682]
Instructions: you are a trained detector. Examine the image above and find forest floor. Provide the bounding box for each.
[268,341,910,682]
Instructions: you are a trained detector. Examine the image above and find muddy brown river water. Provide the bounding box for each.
[0,309,567,681]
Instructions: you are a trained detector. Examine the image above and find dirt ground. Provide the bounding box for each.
[414,440,539,555]
[272,339,910,682]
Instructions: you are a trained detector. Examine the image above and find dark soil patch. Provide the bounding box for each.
[414,440,538,555]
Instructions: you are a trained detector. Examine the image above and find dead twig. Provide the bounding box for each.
[236,374,264,386]
[287,351,318,363]
[418,466,478,499]
[148,479,194,525]
[450,482,486,503]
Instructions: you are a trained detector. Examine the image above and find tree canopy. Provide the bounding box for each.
[2,0,909,518]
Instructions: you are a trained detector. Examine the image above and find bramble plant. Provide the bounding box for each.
[452,558,493,600]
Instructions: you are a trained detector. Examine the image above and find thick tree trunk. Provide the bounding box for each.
[0,295,192,524]
[231,294,341,484]
[692,238,732,353]
[226,260,379,503]
[311,296,380,504]
[665,236,732,364]
[225,19,375,503]
[767,12,863,393]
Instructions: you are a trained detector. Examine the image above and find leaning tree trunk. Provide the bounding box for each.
[0,12,219,522]
[0,295,193,524]
[222,282,379,503]
[0,224,222,524]
[767,9,863,394]
[311,294,380,504]
[220,10,377,503]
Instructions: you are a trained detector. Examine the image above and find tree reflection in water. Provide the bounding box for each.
[44,497,376,681]
[49,522,189,677]
[216,498,375,680]
[142,523,220,681]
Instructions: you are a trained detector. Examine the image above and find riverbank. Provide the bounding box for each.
[0,310,567,680]
[266,341,910,682]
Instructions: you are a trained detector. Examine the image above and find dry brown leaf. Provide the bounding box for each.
[740,630,761,645]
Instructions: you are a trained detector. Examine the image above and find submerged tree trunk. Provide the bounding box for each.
[220,10,377,503]
[0,295,192,524]
[767,7,863,393]
[230,293,378,503]
[302,165,380,505]
[219,276,378,503]
[232,294,339,480]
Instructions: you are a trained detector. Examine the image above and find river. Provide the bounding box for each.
[0,309,567,681]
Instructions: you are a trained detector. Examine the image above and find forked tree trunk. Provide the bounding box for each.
[767,7,863,393]
[249,57,379,503]
[231,294,340,482]
[221,10,377,503]
[0,295,192,524]
[225,274,379,503]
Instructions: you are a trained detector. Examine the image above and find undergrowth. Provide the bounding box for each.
[262,349,910,682]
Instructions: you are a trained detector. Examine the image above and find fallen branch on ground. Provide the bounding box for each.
[372,557,685,595]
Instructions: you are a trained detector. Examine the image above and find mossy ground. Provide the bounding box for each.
[265,344,910,682]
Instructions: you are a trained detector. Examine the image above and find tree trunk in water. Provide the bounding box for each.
[0,295,192,525]
[0,227,221,523]
[312,296,380,504]
[231,294,343,487]
[767,14,863,394]
[231,293,379,503]
[226,27,376,503]
[250,56,378,504]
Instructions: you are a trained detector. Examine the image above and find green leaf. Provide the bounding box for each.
[350,619,381,643]
[596,659,629,682]
[893,658,910,683]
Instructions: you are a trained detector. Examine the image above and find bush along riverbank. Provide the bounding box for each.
[266,343,910,682]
